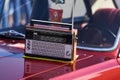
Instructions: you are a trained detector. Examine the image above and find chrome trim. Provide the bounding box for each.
[31,19,72,26]
[77,27,120,52]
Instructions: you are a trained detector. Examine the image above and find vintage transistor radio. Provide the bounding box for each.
[25,20,77,62]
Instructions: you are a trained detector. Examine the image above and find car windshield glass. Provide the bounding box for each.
[0,0,33,39]
[1,0,118,50]
[77,0,120,50]
[0,0,87,39]
[31,0,87,24]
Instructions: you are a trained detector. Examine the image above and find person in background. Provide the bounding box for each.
[1,0,32,29]
[31,0,49,21]
[0,0,5,22]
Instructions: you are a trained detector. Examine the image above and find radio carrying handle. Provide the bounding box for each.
[30,19,73,30]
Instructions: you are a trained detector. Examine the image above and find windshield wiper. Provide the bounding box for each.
[0,30,25,39]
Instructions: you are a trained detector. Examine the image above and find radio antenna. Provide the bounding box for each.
[71,0,75,34]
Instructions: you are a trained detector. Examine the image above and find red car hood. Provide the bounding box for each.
[51,58,120,80]
[0,38,119,80]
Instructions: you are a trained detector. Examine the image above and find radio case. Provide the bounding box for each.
[25,20,77,63]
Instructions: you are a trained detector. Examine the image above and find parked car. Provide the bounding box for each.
[0,0,119,80]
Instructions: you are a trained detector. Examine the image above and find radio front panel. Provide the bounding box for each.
[25,26,74,61]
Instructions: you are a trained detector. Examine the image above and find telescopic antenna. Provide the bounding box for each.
[71,0,75,34]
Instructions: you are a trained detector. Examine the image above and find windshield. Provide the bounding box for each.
[0,0,33,39]
[31,0,87,24]
[0,0,87,38]
[0,0,32,27]
[77,0,120,51]
[0,0,119,51]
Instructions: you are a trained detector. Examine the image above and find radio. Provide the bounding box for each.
[25,20,77,62]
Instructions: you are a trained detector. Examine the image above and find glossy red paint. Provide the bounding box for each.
[21,54,104,80]
[0,39,105,80]
[0,38,24,55]
[51,58,120,80]
[0,39,119,80]
[117,58,120,65]
[0,51,103,80]
[77,42,120,59]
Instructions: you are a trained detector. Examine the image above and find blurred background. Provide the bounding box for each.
[0,0,33,29]
[0,0,116,29]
